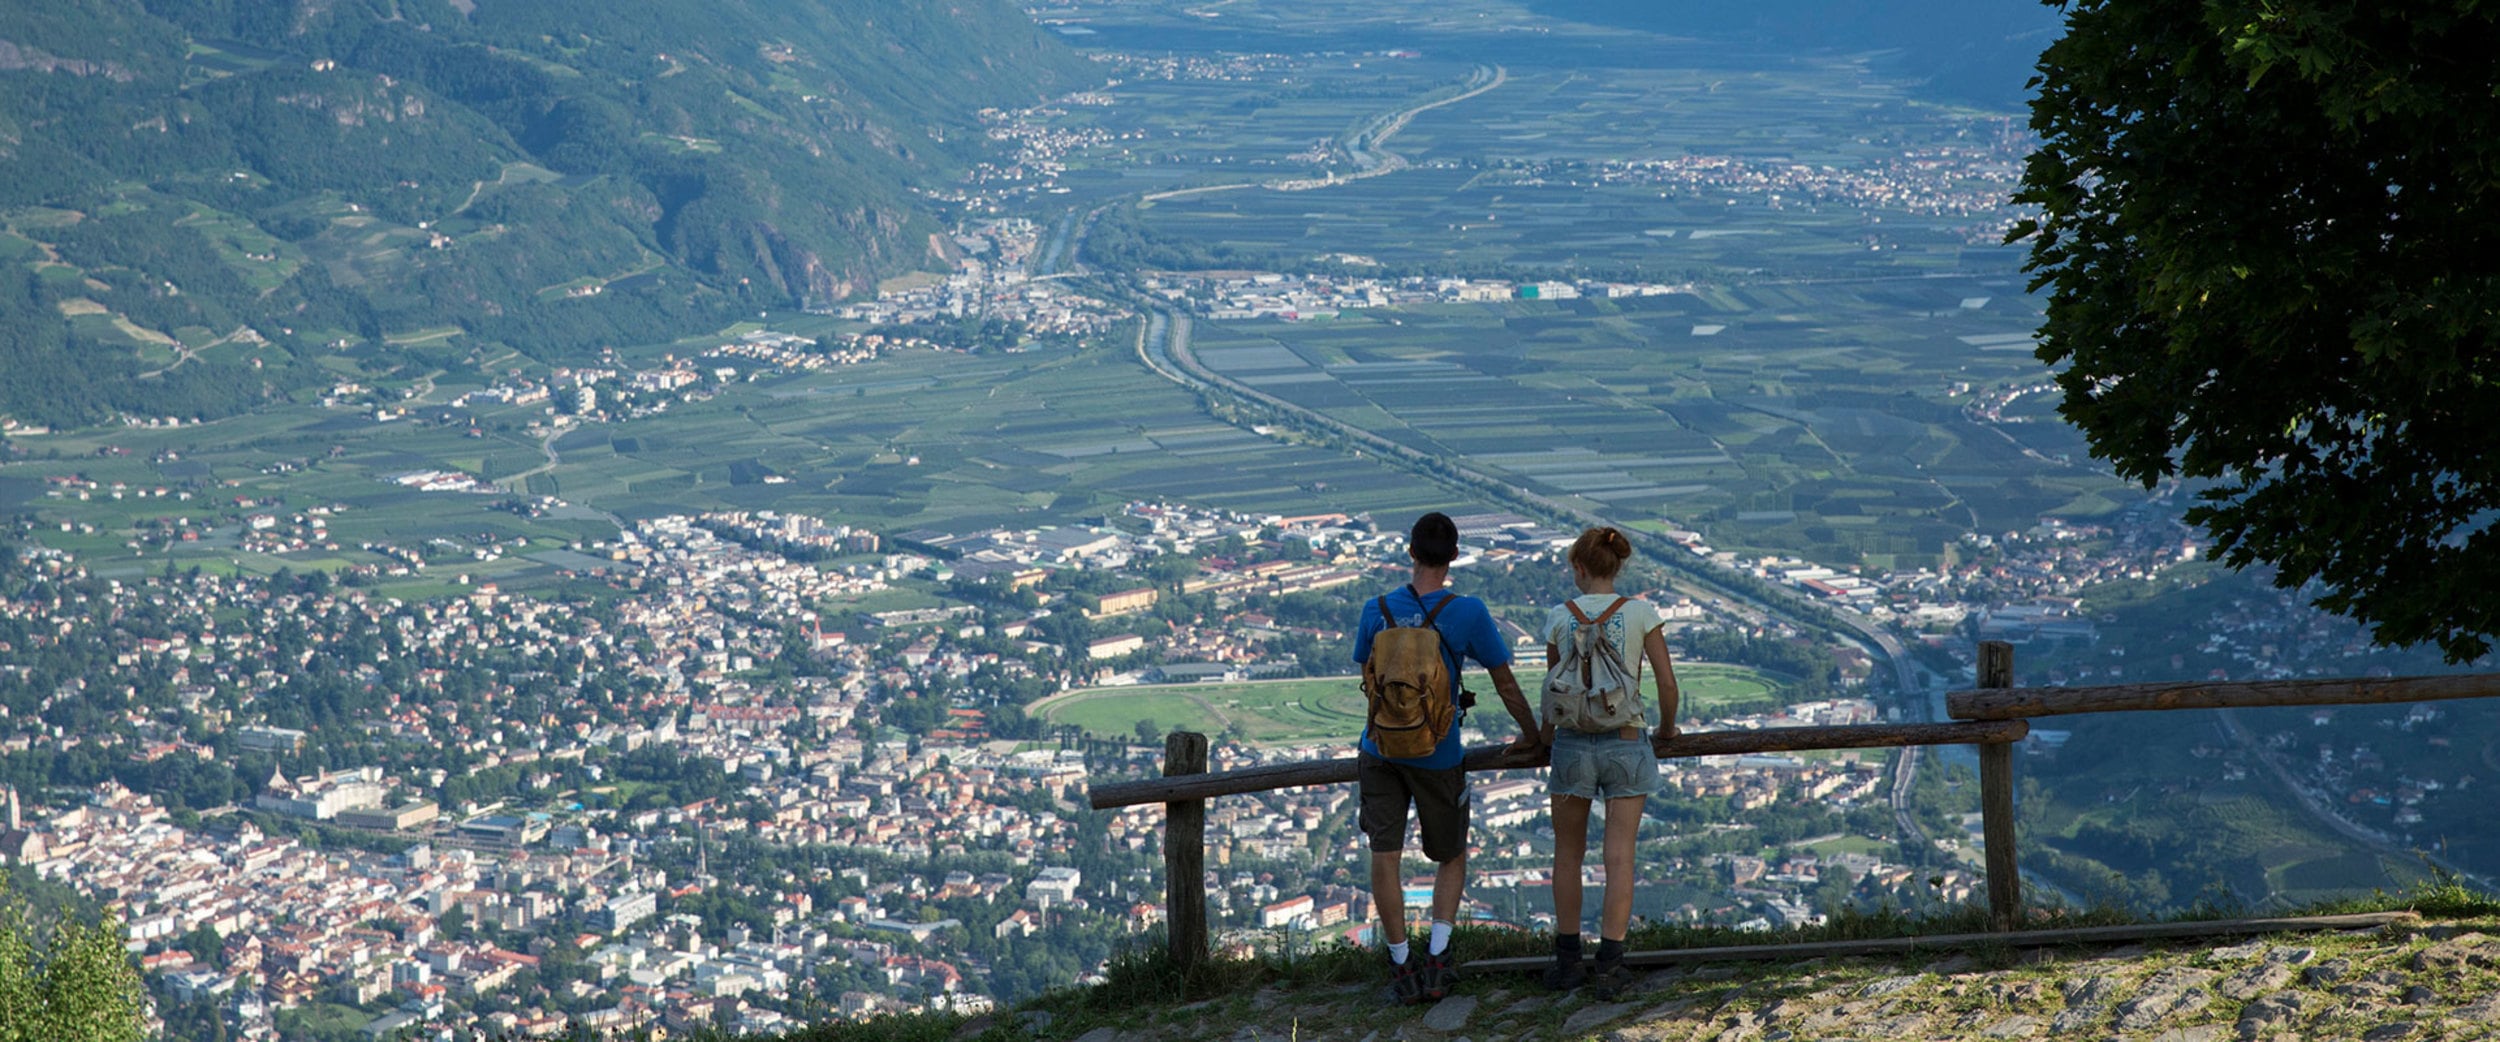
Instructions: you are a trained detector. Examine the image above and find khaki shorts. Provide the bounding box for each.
[1358,753,1470,862]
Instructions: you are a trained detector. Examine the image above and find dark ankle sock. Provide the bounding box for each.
[1596,937,1625,964]
[1555,933,1582,955]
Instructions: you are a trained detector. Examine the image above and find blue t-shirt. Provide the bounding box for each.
[1350,585,1511,769]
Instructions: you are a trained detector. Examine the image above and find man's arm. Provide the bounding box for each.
[1483,662,1541,754]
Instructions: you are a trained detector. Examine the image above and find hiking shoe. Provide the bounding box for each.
[1588,957,1632,1000]
[1541,950,1587,992]
[1383,952,1426,1007]
[1420,947,1459,1000]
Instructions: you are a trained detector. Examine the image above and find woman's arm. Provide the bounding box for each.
[1540,642,1560,742]
[1644,626,1680,739]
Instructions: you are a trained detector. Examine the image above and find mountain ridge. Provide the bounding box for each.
[0,0,1090,427]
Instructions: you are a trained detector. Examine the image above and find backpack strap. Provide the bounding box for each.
[1565,596,1636,690]
[1409,584,1453,628]
[1563,596,1631,626]
[1406,585,1466,719]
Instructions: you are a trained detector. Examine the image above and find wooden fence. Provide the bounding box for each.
[1085,640,2500,968]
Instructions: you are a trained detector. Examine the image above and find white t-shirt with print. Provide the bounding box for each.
[1542,593,1666,724]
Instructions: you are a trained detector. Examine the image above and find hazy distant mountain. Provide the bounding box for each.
[0,0,1085,426]
[1528,0,2065,107]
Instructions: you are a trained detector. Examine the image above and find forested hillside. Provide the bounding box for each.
[0,0,1088,427]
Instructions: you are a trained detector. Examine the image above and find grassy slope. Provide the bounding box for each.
[739,886,2500,1041]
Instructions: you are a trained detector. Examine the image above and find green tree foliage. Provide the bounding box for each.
[2015,2,2500,660]
[0,879,145,1042]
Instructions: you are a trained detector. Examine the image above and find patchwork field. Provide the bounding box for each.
[0,329,1498,589]
[1185,289,2122,568]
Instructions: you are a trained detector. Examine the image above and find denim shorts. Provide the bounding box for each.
[1548,730,1660,801]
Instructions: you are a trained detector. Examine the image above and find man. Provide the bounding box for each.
[1351,512,1542,1005]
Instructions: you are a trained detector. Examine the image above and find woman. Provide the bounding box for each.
[1541,526,1680,996]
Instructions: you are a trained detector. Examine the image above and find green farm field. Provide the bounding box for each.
[1185,291,2126,569]
[1036,15,2130,567]
[2,331,1493,586]
[1031,661,1781,746]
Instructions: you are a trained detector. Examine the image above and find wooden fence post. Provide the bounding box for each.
[1977,640,2021,931]
[1163,731,1210,971]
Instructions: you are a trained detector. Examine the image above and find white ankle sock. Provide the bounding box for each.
[1388,940,1410,965]
[1428,919,1454,956]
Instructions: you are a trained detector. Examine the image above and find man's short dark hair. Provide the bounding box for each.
[1408,512,1459,567]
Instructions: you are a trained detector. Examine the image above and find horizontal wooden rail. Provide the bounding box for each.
[1087,718,2029,810]
[1948,672,2500,721]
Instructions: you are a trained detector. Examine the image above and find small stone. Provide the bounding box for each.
[1797,1002,1863,1031]
[2412,937,2499,972]
[1621,968,1689,999]
[1563,1002,1640,1036]
[1421,995,1478,1032]
[2050,993,2114,1033]
[2151,1027,2228,1042]
[2057,981,2117,1024]
[1636,998,1698,1022]
[2209,941,2268,961]
[2237,992,2307,1033]
[2265,947,2316,966]
[1863,1013,1930,1036]
[1993,981,2046,1006]
[2361,1023,2417,1042]
[2301,957,2353,987]
[1692,965,1743,981]
[1860,975,1924,999]
[2454,991,2500,1020]
[2061,975,2118,1006]
[2334,981,2394,1001]
[1595,1000,1703,1042]
[2219,963,2295,1001]
[1980,1014,2042,1038]
[2114,967,2217,1030]
[1503,993,1556,1014]
[2404,986,2437,1006]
